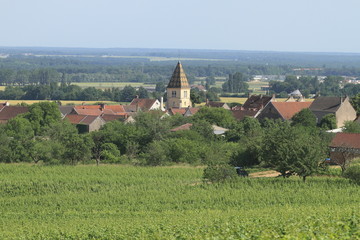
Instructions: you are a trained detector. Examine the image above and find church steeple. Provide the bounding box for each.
[166,62,191,109]
[167,61,190,88]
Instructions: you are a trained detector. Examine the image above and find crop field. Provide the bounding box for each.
[0,164,359,239]
[72,82,156,89]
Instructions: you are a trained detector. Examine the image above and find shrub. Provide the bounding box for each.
[203,164,237,183]
[344,165,360,185]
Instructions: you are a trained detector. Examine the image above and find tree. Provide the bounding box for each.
[351,93,360,114]
[343,121,360,133]
[120,85,136,102]
[263,125,325,181]
[319,114,337,130]
[291,108,317,128]
[136,86,149,98]
[155,82,166,93]
[192,107,236,128]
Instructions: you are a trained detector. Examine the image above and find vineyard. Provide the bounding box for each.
[0,164,359,239]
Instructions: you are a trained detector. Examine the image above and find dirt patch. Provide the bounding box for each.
[250,170,280,178]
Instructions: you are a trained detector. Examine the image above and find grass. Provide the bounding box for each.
[0,164,359,239]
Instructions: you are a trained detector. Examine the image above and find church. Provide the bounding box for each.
[166,62,192,109]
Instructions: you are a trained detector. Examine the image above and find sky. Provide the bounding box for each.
[1,0,360,53]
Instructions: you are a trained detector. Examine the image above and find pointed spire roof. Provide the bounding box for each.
[167,62,190,88]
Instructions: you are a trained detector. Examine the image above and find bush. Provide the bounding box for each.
[203,164,237,183]
[344,165,360,184]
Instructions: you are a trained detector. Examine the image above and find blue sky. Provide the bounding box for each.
[1,0,359,52]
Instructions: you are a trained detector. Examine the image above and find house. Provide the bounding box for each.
[241,94,275,111]
[166,62,192,109]
[72,104,127,116]
[256,102,312,121]
[0,106,29,123]
[65,114,105,133]
[205,100,230,110]
[129,98,164,111]
[168,107,200,117]
[59,106,74,118]
[309,96,357,128]
[329,133,360,168]
[232,109,257,121]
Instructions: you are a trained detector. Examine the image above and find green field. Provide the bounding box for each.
[72,82,156,89]
[0,164,359,239]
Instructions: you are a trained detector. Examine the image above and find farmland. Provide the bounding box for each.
[0,164,359,239]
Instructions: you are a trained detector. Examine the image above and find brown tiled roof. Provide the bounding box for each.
[74,108,103,116]
[0,106,29,121]
[101,114,127,122]
[123,105,138,112]
[232,109,257,121]
[309,96,343,112]
[191,85,206,91]
[188,107,200,114]
[272,102,312,120]
[104,105,125,113]
[65,114,99,125]
[169,108,187,115]
[167,62,190,88]
[242,95,273,110]
[59,106,74,116]
[330,133,360,149]
[130,98,157,111]
[170,123,193,132]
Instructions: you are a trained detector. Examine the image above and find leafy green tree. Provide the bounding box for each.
[351,93,360,114]
[137,86,149,98]
[343,121,360,133]
[291,108,317,128]
[120,85,136,102]
[319,114,337,130]
[263,125,325,181]
[190,119,214,140]
[155,82,166,93]
[192,107,236,128]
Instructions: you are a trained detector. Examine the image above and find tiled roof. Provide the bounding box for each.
[104,105,125,113]
[167,62,190,88]
[65,114,99,125]
[309,96,343,112]
[123,105,138,112]
[59,106,74,116]
[74,108,103,116]
[169,108,187,115]
[170,123,193,132]
[188,107,200,115]
[101,114,127,122]
[0,106,29,121]
[272,102,312,120]
[232,109,257,121]
[242,95,273,110]
[330,133,360,149]
[130,98,157,111]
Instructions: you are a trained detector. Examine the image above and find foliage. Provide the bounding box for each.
[192,107,236,128]
[344,165,360,185]
[343,121,360,133]
[203,164,237,182]
[291,108,317,128]
[222,72,249,93]
[319,114,337,130]
[351,93,360,114]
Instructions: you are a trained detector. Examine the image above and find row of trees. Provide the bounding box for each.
[270,75,360,97]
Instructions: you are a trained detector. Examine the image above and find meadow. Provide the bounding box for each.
[0,164,359,239]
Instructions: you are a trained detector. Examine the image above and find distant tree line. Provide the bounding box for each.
[270,75,360,97]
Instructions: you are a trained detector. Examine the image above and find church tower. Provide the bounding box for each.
[166,62,191,109]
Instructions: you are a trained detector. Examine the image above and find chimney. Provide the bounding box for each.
[160,97,164,111]
[100,103,105,111]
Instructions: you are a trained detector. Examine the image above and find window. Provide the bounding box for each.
[184,91,188,98]
[172,91,176,97]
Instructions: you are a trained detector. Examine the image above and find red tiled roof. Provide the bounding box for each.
[0,106,29,121]
[130,98,157,111]
[272,102,312,120]
[242,95,273,110]
[169,108,187,115]
[206,101,227,108]
[330,133,360,149]
[188,108,200,115]
[104,105,125,113]
[170,123,193,132]
[74,108,103,116]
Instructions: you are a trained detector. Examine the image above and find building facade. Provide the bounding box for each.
[166,62,191,109]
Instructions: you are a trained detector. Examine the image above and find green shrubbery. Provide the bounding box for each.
[344,165,360,184]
